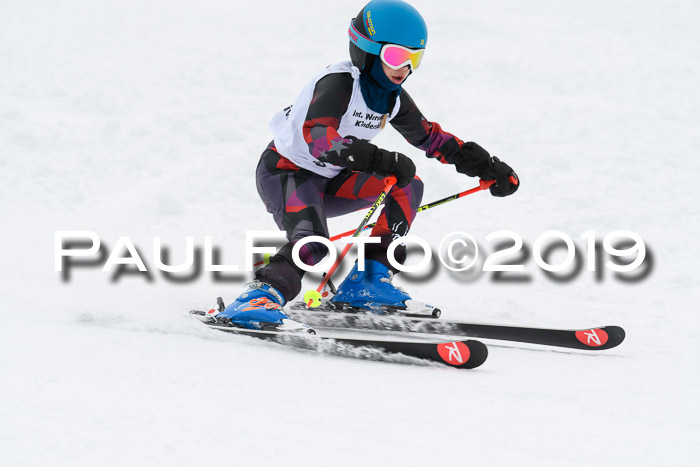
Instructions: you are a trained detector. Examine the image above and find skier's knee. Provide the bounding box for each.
[291,234,330,267]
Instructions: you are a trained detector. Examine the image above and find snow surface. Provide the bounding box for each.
[2,0,700,465]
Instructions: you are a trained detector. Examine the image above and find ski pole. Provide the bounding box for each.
[303,176,397,308]
[252,176,516,267]
[322,177,514,241]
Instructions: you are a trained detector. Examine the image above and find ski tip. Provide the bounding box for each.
[436,340,488,369]
[602,326,626,348]
[464,340,489,368]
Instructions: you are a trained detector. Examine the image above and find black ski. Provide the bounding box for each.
[191,313,487,369]
[289,300,441,318]
[287,310,626,351]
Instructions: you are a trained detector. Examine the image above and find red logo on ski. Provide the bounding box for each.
[437,341,470,366]
[575,329,609,347]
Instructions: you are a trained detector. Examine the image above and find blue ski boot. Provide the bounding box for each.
[330,259,440,317]
[216,282,314,333]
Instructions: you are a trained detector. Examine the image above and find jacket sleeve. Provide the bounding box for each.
[302,72,353,163]
[303,73,407,174]
[389,89,493,178]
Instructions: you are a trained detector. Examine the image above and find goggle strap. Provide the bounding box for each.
[348,19,382,55]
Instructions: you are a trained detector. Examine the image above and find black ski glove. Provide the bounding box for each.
[324,138,415,188]
[454,142,519,197]
[482,156,519,197]
[376,149,416,188]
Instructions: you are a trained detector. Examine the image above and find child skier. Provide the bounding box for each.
[216,0,519,331]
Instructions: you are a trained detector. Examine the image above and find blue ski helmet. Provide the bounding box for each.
[349,0,428,70]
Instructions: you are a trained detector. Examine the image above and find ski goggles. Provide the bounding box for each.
[380,44,424,70]
[348,19,425,71]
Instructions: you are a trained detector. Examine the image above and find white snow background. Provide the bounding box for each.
[2,0,699,465]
